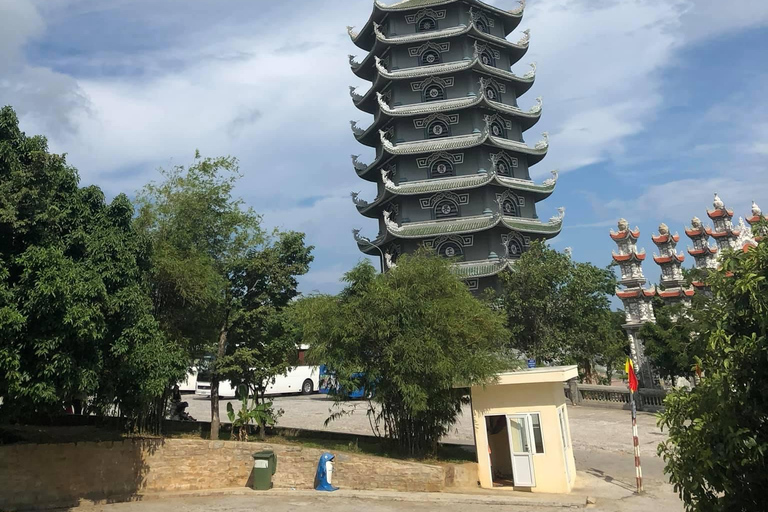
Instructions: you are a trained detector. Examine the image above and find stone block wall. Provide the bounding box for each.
[0,438,478,510]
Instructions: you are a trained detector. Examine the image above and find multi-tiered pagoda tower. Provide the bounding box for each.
[348,0,563,292]
[651,223,694,306]
[610,219,656,388]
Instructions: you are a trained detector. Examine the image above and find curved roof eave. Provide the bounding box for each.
[378,129,549,165]
[380,169,557,200]
[372,0,525,35]
[374,56,536,96]
[377,92,543,131]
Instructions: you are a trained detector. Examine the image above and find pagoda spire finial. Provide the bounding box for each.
[713,192,724,210]
[752,200,762,217]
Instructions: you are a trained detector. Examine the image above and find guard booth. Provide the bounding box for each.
[470,366,578,494]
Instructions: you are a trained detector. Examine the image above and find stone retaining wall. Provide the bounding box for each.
[0,438,478,510]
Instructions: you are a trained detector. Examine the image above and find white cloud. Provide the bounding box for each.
[3,0,768,290]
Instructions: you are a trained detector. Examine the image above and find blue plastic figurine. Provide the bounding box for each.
[314,452,339,492]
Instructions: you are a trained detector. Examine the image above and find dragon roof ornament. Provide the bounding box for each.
[385,251,397,269]
[350,120,365,136]
[349,86,363,102]
[349,55,361,68]
[347,26,359,39]
[351,154,368,172]
[523,62,537,79]
[542,169,558,187]
[381,168,395,188]
[549,207,566,224]
[516,29,531,46]
[534,132,549,150]
[350,191,369,207]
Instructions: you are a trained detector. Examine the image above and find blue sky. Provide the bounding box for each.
[2,0,767,294]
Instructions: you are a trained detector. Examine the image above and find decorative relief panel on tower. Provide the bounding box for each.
[473,41,501,60]
[405,9,447,24]
[408,42,451,58]
[495,190,525,216]
[413,113,460,129]
[417,152,464,168]
[420,191,470,209]
[489,151,519,176]
[468,7,495,28]
[502,231,530,259]
[411,76,455,92]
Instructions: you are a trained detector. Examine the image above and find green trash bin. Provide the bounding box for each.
[251,450,277,490]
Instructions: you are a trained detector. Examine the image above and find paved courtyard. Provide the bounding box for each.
[186,393,669,484]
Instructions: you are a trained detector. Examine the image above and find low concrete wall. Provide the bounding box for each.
[0,438,479,510]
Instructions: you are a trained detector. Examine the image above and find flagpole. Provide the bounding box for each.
[630,390,644,494]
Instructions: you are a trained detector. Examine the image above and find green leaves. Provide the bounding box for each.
[301,250,509,457]
[658,234,768,511]
[0,106,184,427]
[499,241,625,382]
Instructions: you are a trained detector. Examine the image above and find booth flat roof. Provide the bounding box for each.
[486,365,578,386]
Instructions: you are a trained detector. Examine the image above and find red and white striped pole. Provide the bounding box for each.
[630,390,644,494]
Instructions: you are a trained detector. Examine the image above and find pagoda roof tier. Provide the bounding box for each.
[451,258,511,279]
[688,246,718,257]
[374,56,536,96]
[354,90,542,147]
[355,168,557,218]
[658,288,695,299]
[616,287,656,300]
[354,208,565,249]
[747,215,766,225]
[609,227,641,241]
[707,208,734,219]
[684,226,708,238]
[376,90,543,130]
[706,227,741,239]
[653,253,685,264]
[611,250,646,263]
[369,21,531,62]
[383,210,563,239]
[692,281,708,289]
[348,0,526,51]
[384,168,557,197]
[651,233,680,244]
[379,129,549,165]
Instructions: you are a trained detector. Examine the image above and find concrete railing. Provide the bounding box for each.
[565,381,667,412]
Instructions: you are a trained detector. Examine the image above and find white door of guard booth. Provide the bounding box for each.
[507,414,536,487]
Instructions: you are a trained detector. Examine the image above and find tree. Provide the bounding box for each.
[300,251,510,457]
[0,106,184,429]
[135,154,312,439]
[658,233,768,511]
[499,241,624,381]
[218,231,313,439]
[639,297,706,384]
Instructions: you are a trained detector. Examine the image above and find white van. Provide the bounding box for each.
[195,365,320,398]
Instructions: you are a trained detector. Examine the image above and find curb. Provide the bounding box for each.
[100,487,587,509]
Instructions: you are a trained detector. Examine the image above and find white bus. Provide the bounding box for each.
[195,365,320,398]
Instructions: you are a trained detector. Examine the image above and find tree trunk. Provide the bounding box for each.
[210,317,229,440]
[581,359,598,384]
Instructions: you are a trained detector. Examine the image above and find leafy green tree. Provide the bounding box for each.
[640,297,706,384]
[499,242,623,381]
[135,154,312,439]
[0,106,184,429]
[659,233,768,511]
[301,251,510,457]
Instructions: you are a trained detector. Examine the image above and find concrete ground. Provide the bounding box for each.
[71,481,682,512]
